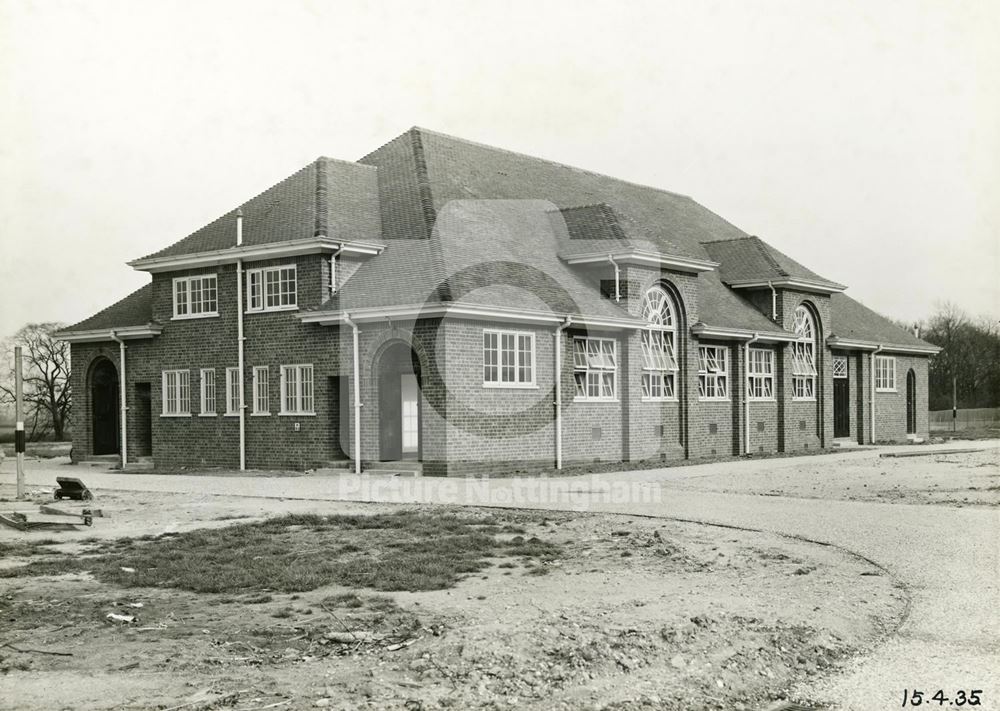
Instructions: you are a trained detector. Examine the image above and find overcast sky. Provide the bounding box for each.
[1,0,997,339]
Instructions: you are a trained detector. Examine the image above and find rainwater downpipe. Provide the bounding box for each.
[330,244,344,295]
[343,312,362,474]
[870,344,883,444]
[744,332,759,456]
[109,331,128,468]
[236,209,246,470]
[554,315,573,469]
[608,255,621,302]
[767,281,777,321]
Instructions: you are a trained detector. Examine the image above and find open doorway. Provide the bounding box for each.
[90,358,119,455]
[377,341,421,461]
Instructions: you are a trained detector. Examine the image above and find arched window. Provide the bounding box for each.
[791,305,817,400]
[640,286,679,399]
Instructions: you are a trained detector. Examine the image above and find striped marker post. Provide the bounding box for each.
[14,346,25,499]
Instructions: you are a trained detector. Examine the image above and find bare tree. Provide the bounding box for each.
[923,303,1000,410]
[0,323,72,441]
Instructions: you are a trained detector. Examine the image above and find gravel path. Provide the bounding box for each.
[5,441,999,711]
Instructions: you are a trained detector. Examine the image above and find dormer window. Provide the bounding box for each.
[247,265,297,312]
[173,274,218,319]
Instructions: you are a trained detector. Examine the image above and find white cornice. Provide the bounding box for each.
[690,323,797,343]
[56,325,163,343]
[726,278,846,294]
[299,303,646,330]
[826,336,941,355]
[561,249,718,274]
[128,236,385,273]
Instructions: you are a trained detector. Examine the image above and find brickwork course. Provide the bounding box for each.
[60,128,940,475]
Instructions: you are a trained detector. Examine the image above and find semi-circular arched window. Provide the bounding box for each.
[791,305,817,400]
[640,286,679,399]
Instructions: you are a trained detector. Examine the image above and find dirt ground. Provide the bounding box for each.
[669,446,1000,507]
[0,487,906,711]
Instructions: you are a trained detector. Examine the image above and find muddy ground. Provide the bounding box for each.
[669,446,999,507]
[0,487,906,711]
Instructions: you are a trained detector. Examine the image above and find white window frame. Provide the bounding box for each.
[225,367,242,416]
[280,364,315,415]
[832,355,848,379]
[172,274,219,319]
[747,348,775,401]
[483,329,536,388]
[697,345,729,401]
[791,306,818,401]
[875,355,896,392]
[161,369,191,416]
[199,368,216,416]
[246,264,298,312]
[252,366,270,415]
[573,337,618,402]
[639,286,679,402]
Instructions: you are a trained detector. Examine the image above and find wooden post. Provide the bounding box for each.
[14,346,25,499]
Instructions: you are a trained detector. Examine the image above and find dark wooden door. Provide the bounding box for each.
[91,360,119,455]
[906,370,917,434]
[833,377,850,438]
[135,383,152,457]
[379,369,402,461]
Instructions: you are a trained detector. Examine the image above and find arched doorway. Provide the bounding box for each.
[91,358,120,455]
[377,342,421,461]
[906,369,917,435]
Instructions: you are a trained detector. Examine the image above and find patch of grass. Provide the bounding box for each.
[1,511,561,594]
[0,540,62,557]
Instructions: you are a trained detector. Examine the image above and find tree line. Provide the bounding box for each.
[920,303,1000,411]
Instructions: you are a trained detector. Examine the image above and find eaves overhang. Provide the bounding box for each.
[690,323,798,343]
[561,249,718,274]
[128,236,385,273]
[826,336,941,355]
[56,324,163,343]
[726,278,847,294]
[299,303,646,331]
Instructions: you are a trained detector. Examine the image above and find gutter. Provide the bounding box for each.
[607,254,621,302]
[342,312,362,475]
[744,332,759,455]
[236,211,246,470]
[109,331,128,468]
[767,281,777,321]
[330,243,344,295]
[554,316,573,469]
[870,344,883,444]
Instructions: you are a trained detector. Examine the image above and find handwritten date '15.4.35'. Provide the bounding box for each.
[901,690,982,706]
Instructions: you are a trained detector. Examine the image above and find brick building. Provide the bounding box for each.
[59,128,940,475]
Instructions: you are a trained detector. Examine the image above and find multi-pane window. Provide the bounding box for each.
[247,265,297,312]
[280,364,315,414]
[573,337,617,401]
[639,286,679,400]
[162,369,191,415]
[252,366,270,414]
[173,275,218,318]
[832,356,848,379]
[791,306,817,400]
[747,348,774,400]
[875,356,896,391]
[697,346,729,400]
[226,367,242,415]
[483,330,535,387]
[199,368,216,415]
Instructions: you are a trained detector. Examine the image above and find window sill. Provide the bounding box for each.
[573,398,619,403]
[160,413,192,418]
[483,383,538,390]
[875,388,897,393]
[278,411,316,417]
[698,398,731,403]
[171,313,220,321]
[748,398,777,403]
[224,412,241,417]
[246,306,299,314]
[251,412,271,417]
[791,397,817,402]
[197,413,218,417]
[640,397,678,403]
